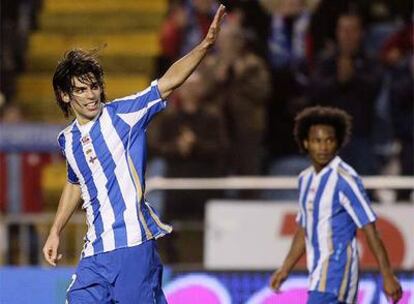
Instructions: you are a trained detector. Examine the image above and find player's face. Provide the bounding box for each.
[62,74,102,124]
[304,124,338,172]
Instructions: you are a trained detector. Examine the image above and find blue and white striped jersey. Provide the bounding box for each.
[296,156,376,304]
[57,80,172,259]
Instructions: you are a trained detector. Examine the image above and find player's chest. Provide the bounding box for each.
[72,129,127,171]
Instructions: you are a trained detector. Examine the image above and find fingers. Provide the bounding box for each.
[391,286,403,303]
[269,273,283,292]
[43,245,61,266]
[213,4,226,26]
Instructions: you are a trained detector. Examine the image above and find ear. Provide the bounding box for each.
[303,139,308,150]
[61,92,70,104]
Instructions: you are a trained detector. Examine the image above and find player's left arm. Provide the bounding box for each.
[362,223,403,303]
[157,5,226,100]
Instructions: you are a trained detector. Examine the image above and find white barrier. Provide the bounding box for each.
[1,176,412,265]
[146,176,414,191]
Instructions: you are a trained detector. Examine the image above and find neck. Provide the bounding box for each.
[313,163,325,173]
[76,114,93,125]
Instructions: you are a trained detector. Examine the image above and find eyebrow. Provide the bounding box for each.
[72,82,98,89]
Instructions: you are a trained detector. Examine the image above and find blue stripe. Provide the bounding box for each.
[326,187,354,294]
[57,134,65,153]
[71,125,104,254]
[127,131,156,237]
[311,169,332,273]
[91,120,128,248]
[338,176,371,226]
[128,130,167,236]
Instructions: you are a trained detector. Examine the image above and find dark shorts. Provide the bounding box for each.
[308,291,348,304]
[66,240,167,304]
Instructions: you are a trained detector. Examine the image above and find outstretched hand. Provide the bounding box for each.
[203,5,226,48]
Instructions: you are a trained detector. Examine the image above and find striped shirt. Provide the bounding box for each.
[296,156,376,303]
[57,80,172,259]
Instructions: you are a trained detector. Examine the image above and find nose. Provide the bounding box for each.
[319,141,329,152]
[85,88,97,99]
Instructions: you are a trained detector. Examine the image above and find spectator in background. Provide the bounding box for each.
[262,0,311,199]
[149,72,228,221]
[381,22,414,201]
[148,72,228,263]
[310,12,383,175]
[266,0,310,72]
[202,23,271,180]
[155,0,216,77]
[0,0,43,101]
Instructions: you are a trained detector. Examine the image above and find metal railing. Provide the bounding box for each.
[1,176,413,266]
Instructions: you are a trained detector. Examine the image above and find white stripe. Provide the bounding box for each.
[340,167,376,222]
[346,239,359,303]
[100,110,142,245]
[117,98,162,127]
[64,130,96,257]
[315,172,337,290]
[310,172,326,290]
[304,171,315,276]
[79,116,116,252]
[339,193,362,227]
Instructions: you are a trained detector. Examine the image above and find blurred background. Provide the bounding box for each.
[0,0,413,303]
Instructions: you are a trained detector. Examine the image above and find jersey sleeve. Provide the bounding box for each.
[110,80,167,128]
[57,131,79,184]
[339,174,377,228]
[66,161,79,184]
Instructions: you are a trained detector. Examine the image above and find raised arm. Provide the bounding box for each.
[157,5,226,99]
[362,223,402,303]
[43,181,81,266]
[270,226,306,291]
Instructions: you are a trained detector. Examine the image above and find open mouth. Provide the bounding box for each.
[85,101,98,111]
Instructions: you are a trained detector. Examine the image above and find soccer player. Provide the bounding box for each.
[269,106,402,304]
[42,5,226,304]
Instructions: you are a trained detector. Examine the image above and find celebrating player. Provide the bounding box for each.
[270,106,402,304]
[42,5,226,304]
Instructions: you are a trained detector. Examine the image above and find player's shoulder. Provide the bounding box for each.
[335,159,361,187]
[110,81,159,104]
[57,120,76,139]
[56,120,76,148]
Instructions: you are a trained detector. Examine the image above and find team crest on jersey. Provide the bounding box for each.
[81,136,91,144]
[88,156,98,164]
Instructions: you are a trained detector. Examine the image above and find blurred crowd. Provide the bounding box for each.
[149,0,413,214]
[0,0,42,103]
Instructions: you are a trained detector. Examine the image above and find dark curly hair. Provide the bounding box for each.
[52,49,106,117]
[293,106,352,152]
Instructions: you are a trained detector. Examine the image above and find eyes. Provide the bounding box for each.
[72,83,100,95]
[309,137,336,144]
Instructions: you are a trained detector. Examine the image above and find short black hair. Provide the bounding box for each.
[52,49,106,117]
[293,106,352,152]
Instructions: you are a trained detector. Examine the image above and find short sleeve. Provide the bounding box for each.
[57,131,79,184]
[339,174,377,228]
[67,161,79,184]
[110,80,167,128]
